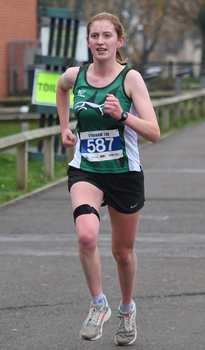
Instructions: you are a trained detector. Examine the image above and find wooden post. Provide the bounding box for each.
[17,142,28,190]
[193,98,199,120]
[161,106,170,133]
[201,95,205,116]
[183,100,190,123]
[44,136,54,181]
[173,103,181,128]
[21,122,29,132]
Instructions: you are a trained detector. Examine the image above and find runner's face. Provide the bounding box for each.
[87,20,123,60]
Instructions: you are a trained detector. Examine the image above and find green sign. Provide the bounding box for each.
[32,69,74,106]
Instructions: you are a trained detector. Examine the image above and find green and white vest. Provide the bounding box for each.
[69,64,141,173]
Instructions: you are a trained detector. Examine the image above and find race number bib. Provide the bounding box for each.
[80,129,123,162]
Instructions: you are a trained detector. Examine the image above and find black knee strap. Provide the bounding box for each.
[73,204,100,224]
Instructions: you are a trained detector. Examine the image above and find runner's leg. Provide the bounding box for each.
[70,181,104,296]
[108,206,140,305]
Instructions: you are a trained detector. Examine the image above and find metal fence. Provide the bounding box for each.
[9,40,41,95]
[9,40,202,95]
[137,62,202,79]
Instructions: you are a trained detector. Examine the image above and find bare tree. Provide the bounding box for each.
[170,0,205,72]
[37,0,204,71]
[79,0,180,70]
[197,4,205,73]
[125,0,174,70]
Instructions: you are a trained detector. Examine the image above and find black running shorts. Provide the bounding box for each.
[67,166,145,214]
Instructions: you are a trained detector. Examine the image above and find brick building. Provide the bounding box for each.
[0,0,37,98]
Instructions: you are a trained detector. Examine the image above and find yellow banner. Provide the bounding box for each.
[32,70,74,106]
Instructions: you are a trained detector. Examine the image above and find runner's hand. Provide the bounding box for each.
[62,129,77,148]
[104,94,123,120]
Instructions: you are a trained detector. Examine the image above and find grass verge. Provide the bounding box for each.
[0,153,68,205]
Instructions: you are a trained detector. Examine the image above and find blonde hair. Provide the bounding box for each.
[87,12,127,64]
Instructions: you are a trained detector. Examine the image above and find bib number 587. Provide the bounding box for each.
[87,138,114,153]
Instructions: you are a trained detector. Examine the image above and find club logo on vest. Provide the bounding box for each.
[78,89,86,97]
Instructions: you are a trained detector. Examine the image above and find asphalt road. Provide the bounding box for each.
[0,122,205,350]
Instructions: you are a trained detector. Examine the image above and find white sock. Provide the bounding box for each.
[91,292,105,306]
[119,300,133,313]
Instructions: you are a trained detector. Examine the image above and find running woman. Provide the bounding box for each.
[56,12,160,346]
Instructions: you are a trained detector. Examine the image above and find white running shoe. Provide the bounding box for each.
[80,294,111,341]
[115,301,137,346]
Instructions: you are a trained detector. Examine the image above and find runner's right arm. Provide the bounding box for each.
[56,67,79,147]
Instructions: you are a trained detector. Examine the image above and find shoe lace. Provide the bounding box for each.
[86,305,103,326]
[116,312,133,333]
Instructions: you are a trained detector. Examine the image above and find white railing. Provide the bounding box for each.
[0,122,76,191]
[1,91,205,191]
[152,91,205,132]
